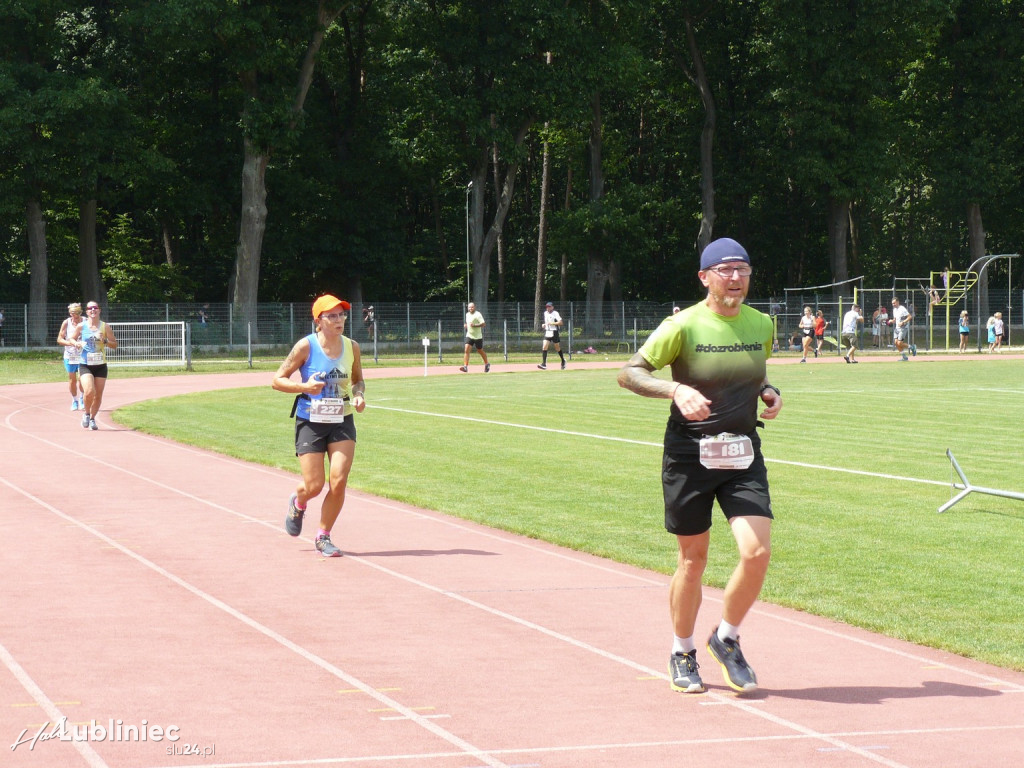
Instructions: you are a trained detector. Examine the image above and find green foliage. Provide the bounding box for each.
[2,0,1023,307]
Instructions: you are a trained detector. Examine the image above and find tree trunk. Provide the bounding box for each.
[967,202,987,320]
[966,202,985,262]
[828,197,851,291]
[491,127,506,305]
[534,122,552,330]
[162,223,175,266]
[232,138,269,335]
[430,179,451,282]
[26,200,48,346]
[230,3,342,336]
[471,117,535,313]
[561,166,572,302]
[79,197,105,305]
[585,91,605,336]
[684,18,716,253]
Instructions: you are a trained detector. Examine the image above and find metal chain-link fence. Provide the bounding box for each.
[1,293,1018,356]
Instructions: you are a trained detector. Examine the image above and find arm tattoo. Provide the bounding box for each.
[617,353,676,399]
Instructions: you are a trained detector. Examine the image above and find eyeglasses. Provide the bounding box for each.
[706,264,752,278]
[321,312,347,321]
[86,306,100,311]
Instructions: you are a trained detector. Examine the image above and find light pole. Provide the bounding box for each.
[465,180,473,304]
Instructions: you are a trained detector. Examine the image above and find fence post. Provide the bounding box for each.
[437,319,443,363]
[503,319,508,361]
[247,323,252,368]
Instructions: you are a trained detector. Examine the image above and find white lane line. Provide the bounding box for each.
[0,474,510,768]
[0,641,110,768]
[371,406,950,487]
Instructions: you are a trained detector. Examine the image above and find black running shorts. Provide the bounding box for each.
[295,417,357,456]
[78,363,109,379]
[661,422,773,536]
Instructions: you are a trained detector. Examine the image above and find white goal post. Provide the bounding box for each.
[106,322,187,367]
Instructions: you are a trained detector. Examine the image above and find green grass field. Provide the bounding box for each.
[9,352,1023,669]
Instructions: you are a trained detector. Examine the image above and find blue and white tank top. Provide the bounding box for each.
[295,333,354,422]
[80,322,107,366]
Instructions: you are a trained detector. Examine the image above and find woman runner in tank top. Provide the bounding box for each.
[69,301,118,431]
[272,295,366,558]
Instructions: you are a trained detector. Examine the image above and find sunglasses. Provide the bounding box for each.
[86,306,100,310]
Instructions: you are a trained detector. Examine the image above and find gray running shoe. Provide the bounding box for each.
[668,651,705,693]
[315,533,342,557]
[910,343,917,356]
[485,363,490,372]
[707,629,758,693]
[537,364,547,370]
[561,360,566,370]
[89,418,97,431]
[82,413,91,428]
[285,494,304,536]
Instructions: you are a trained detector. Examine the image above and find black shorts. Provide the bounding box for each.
[661,422,773,536]
[78,363,109,379]
[544,331,561,345]
[464,336,483,349]
[295,417,357,456]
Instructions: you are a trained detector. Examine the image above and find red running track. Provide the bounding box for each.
[2,363,1023,768]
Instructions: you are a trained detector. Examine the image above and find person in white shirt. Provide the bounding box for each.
[890,297,915,361]
[460,302,490,372]
[538,301,566,370]
[841,304,864,363]
[56,302,85,409]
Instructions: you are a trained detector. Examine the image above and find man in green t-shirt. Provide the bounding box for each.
[617,237,782,696]
[460,302,490,372]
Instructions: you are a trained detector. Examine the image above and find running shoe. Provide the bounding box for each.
[459,366,468,372]
[485,363,490,373]
[537,364,547,370]
[285,494,304,536]
[89,417,97,431]
[668,651,705,693]
[843,355,850,363]
[901,354,909,361]
[910,343,917,356]
[82,413,91,428]
[71,399,79,411]
[314,533,342,557]
[707,629,758,693]
[560,360,566,370]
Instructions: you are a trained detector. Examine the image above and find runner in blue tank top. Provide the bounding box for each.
[272,295,366,558]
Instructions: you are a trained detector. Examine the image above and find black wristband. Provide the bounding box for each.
[760,384,780,397]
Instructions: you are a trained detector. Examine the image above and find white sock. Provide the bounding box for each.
[718,621,740,642]
[672,636,696,655]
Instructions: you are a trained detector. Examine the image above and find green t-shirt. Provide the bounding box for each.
[639,302,774,438]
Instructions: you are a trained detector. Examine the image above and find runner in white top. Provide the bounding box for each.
[460,302,490,372]
[538,301,566,370]
[57,302,84,410]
